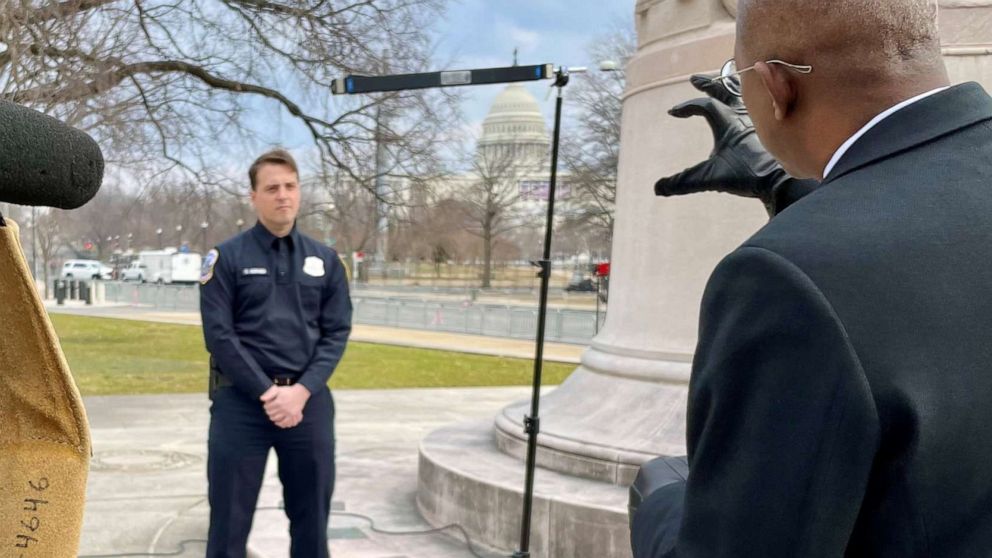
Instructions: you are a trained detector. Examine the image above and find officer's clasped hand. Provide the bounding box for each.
[654,74,816,217]
[261,385,308,429]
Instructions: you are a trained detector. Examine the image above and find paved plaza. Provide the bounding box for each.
[78,388,541,558]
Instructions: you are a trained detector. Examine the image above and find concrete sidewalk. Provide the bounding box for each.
[46,301,586,364]
[79,388,542,558]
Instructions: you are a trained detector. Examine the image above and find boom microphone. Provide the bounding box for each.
[0,100,104,209]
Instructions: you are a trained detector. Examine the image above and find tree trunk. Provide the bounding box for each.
[482,226,492,289]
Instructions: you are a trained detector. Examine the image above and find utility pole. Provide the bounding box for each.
[374,50,391,265]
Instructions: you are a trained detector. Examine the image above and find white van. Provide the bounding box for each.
[60,260,112,280]
[132,250,202,284]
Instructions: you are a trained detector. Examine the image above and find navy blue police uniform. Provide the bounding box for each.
[200,221,351,558]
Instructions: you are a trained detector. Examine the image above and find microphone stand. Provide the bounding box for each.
[330,61,587,558]
[512,66,572,558]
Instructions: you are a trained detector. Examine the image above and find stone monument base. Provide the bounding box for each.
[494,349,691,486]
[417,419,632,558]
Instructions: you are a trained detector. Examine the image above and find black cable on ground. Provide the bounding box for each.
[257,505,495,558]
[77,538,207,558]
[331,510,494,558]
[78,509,496,558]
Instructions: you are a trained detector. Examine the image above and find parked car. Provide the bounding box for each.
[565,278,597,293]
[60,259,113,280]
[120,261,149,282]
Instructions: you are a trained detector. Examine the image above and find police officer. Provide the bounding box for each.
[200,148,351,558]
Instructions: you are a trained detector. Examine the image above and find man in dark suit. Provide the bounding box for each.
[631,0,992,556]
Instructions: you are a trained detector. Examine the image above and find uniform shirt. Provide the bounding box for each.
[199,221,352,399]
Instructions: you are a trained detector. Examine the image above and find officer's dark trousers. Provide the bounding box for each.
[206,385,335,558]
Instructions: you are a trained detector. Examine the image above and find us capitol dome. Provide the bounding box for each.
[476,83,550,171]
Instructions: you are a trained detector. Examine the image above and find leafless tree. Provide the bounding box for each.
[298,167,378,259]
[62,183,129,260]
[33,208,65,297]
[394,195,475,271]
[460,145,535,288]
[559,26,635,253]
[0,0,457,190]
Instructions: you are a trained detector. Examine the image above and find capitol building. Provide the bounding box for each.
[308,76,597,266]
[426,81,573,212]
[477,83,551,173]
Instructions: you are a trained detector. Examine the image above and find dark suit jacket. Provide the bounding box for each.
[632,82,992,557]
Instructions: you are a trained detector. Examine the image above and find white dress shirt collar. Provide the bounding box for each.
[822,86,950,179]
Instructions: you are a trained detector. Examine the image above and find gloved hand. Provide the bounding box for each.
[1,218,91,557]
[654,74,818,217]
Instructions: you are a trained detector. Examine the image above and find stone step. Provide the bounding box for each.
[416,419,633,558]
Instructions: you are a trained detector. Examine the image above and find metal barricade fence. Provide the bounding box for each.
[348,297,601,344]
[103,282,201,311]
[98,283,605,344]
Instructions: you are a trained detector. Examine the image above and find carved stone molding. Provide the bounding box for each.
[636,0,664,15]
[718,0,992,22]
[723,0,738,18]
[941,0,992,7]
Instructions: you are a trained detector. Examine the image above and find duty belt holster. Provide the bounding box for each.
[208,356,233,399]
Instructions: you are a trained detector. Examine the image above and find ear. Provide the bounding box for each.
[249,188,257,204]
[752,61,798,121]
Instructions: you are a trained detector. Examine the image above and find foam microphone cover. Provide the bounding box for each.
[0,100,104,209]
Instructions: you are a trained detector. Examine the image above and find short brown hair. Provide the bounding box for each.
[248,148,299,190]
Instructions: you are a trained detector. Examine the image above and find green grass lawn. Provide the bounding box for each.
[48,314,576,395]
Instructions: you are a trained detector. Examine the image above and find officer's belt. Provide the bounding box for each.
[209,357,298,395]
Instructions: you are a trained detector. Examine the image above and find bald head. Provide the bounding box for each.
[738,0,943,83]
[733,0,949,179]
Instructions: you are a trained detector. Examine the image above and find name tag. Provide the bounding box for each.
[242,267,268,276]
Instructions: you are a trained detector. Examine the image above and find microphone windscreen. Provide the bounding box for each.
[0,101,104,209]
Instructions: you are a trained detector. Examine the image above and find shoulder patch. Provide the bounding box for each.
[200,249,219,284]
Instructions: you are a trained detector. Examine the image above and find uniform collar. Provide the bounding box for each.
[823,82,992,184]
[251,220,299,250]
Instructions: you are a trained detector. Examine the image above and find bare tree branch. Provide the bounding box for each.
[0,0,458,198]
[7,0,118,27]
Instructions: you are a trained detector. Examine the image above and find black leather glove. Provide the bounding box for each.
[654,74,818,217]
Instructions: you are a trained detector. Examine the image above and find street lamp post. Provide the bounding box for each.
[200,221,209,254]
[156,228,163,249]
[175,224,183,248]
[236,218,245,233]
